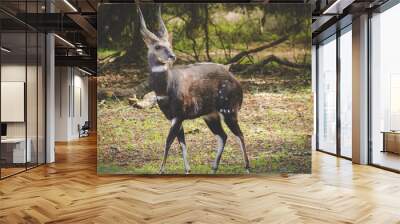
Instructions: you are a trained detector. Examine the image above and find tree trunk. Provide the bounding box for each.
[116,6,158,65]
[204,5,212,61]
[186,5,202,61]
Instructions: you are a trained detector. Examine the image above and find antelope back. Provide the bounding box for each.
[167,63,243,118]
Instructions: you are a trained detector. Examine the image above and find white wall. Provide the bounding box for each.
[72,73,89,138]
[1,62,46,164]
[55,67,89,141]
[1,64,41,137]
[1,64,27,139]
[55,66,70,141]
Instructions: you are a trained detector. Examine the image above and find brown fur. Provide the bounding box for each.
[138,6,249,174]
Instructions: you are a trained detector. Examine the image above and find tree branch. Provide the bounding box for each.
[234,55,309,74]
[226,36,288,64]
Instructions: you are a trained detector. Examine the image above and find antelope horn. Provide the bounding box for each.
[137,5,159,42]
[157,5,169,41]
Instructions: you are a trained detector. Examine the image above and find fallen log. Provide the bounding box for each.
[226,36,289,64]
[234,55,309,74]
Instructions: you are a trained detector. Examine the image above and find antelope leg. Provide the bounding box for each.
[204,115,227,174]
[212,134,226,174]
[224,115,250,173]
[159,118,182,174]
[177,127,191,174]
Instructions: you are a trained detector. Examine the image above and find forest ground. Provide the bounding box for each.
[97,47,312,174]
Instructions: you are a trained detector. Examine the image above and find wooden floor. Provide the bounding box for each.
[1,167,26,178]
[372,150,400,171]
[1,136,400,223]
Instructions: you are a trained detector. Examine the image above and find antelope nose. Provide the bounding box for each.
[168,54,176,61]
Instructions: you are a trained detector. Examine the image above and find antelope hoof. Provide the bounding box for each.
[159,167,165,174]
[212,165,218,174]
[245,168,250,174]
[184,166,191,174]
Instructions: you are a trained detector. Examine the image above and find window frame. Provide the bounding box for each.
[315,23,353,160]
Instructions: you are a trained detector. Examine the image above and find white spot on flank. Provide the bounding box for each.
[193,98,200,113]
[222,84,226,87]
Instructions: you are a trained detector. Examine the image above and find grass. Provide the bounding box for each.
[97,72,312,175]
[98,48,125,60]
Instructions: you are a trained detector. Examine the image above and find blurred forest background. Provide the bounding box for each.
[97,3,313,174]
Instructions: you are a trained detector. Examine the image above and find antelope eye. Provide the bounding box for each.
[155,45,162,50]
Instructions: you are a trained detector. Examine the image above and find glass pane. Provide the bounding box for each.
[371,4,400,171]
[317,36,337,154]
[38,33,45,165]
[340,27,352,158]
[1,31,27,177]
[27,31,38,169]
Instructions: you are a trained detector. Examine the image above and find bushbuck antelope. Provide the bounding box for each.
[138,6,250,174]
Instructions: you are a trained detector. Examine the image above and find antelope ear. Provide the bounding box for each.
[168,33,173,45]
[141,31,158,48]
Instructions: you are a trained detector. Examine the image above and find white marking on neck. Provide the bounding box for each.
[156,96,168,101]
[151,65,168,73]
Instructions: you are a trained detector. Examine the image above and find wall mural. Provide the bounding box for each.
[97,3,312,174]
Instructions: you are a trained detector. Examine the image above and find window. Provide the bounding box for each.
[339,26,352,158]
[0,2,46,179]
[316,24,353,159]
[370,3,400,171]
[317,35,337,154]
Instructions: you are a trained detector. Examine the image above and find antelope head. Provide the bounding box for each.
[138,6,176,67]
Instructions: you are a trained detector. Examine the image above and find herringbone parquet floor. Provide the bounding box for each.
[1,135,400,223]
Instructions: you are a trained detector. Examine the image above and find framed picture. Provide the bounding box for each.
[97,3,312,175]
